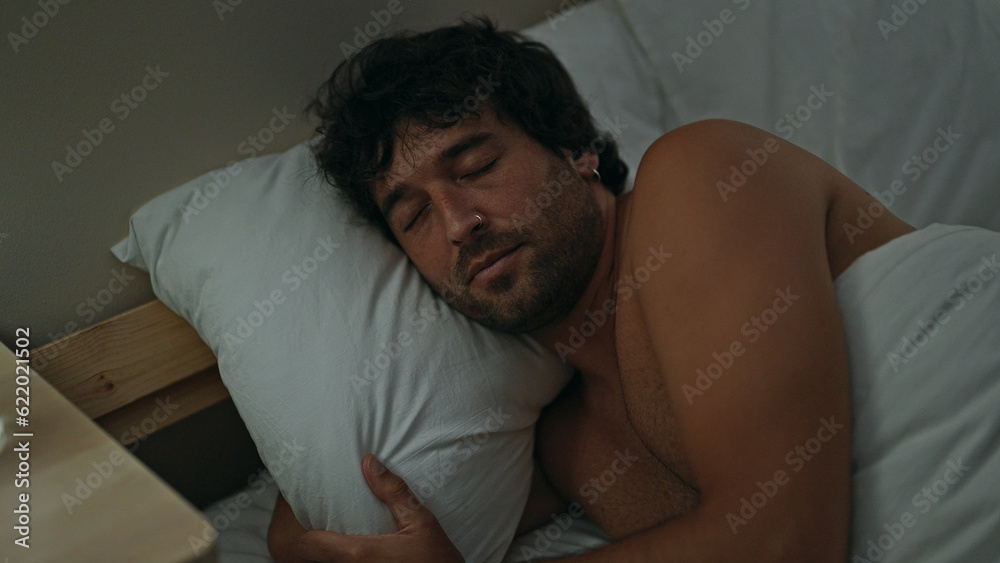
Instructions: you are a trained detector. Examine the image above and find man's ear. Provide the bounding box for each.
[560,148,600,178]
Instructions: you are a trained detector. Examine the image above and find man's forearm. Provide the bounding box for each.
[551,502,843,563]
[268,492,309,563]
[554,507,723,563]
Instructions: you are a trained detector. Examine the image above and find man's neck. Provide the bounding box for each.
[531,189,629,387]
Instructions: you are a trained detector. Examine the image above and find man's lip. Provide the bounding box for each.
[467,244,522,284]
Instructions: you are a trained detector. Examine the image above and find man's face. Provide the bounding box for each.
[373,110,605,333]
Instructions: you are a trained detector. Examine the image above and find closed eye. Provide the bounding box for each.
[401,158,497,233]
[403,204,429,232]
[461,158,498,180]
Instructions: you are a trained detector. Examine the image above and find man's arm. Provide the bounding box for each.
[536,120,896,562]
[268,491,310,563]
[552,119,854,561]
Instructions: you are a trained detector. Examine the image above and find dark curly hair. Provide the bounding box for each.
[309,16,629,241]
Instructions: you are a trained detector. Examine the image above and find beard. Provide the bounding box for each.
[432,159,605,333]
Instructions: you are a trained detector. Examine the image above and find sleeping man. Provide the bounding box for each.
[268,18,1000,562]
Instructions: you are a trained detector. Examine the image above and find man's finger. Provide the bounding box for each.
[362,454,429,530]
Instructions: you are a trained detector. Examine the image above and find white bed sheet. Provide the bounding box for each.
[209,1,1000,560]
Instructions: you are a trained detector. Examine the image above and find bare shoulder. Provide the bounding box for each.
[620,118,835,279]
[620,118,914,278]
[620,118,842,373]
[631,119,835,214]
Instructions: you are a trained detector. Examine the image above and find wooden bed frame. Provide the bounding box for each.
[31,299,229,449]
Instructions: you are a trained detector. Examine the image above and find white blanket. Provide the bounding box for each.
[836,224,1000,562]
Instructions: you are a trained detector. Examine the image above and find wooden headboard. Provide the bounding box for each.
[31,300,229,447]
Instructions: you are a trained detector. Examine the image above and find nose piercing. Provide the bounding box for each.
[592,168,602,183]
[474,214,484,230]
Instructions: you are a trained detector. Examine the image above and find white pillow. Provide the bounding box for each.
[111,140,572,563]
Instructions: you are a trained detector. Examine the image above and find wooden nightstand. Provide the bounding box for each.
[0,341,216,562]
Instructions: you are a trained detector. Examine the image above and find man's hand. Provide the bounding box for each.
[268,454,465,563]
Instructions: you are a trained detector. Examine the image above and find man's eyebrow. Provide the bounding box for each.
[438,131,495,164]
[380,132,496,224]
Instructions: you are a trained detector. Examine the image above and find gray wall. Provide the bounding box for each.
[0,0,570,350]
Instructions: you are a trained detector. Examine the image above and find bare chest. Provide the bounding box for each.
[614,292,699,488]
[535,301,699,539]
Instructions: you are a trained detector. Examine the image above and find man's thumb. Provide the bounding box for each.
[362,454,425,528]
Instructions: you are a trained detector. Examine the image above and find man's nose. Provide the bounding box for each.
[440,196,484,246]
